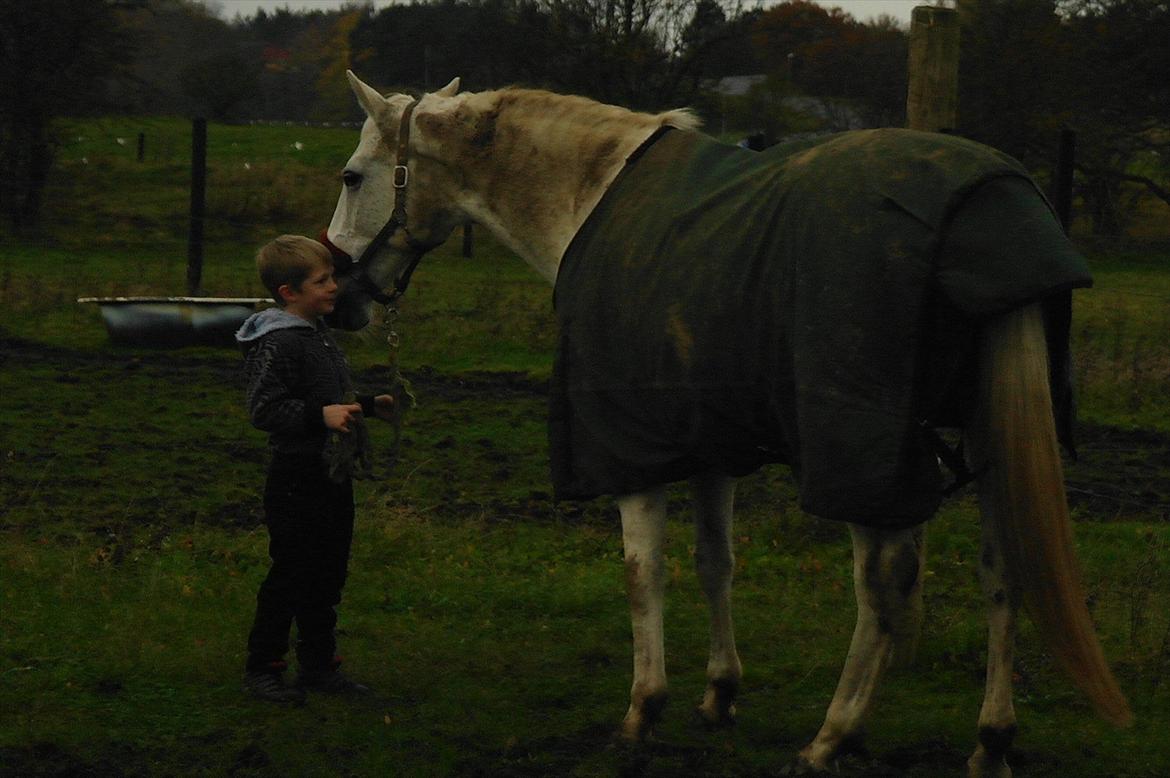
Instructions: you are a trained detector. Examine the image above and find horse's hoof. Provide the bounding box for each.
[609,734,653,775]
[696,678,738,730]
[619,691,668,742]
[967,752,1012,778]
[694,703,737,730]
[788,755,865,775]
[780,759,824,776]
[796,734,869,775]
[798,740,827,768]
[616,719,646,744]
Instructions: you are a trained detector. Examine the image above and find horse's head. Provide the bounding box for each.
[325,71,463,330]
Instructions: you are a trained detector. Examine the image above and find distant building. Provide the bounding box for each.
[706,73,869,140]
[783,95,867,131]
[710,74,768,97]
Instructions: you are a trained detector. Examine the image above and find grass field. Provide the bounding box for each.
[2,116,1170,776]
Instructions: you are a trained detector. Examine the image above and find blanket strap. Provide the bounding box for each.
[626,126,673,165]
[919,421,985,497]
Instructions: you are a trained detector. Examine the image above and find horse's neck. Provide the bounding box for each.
[446,93,668,284]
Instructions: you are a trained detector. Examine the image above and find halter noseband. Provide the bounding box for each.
[337,98,430,307]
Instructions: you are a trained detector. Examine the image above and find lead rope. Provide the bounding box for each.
[323,308,415,483]
[382,304,416,466]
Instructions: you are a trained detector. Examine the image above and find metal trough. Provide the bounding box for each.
[77,296,272,347]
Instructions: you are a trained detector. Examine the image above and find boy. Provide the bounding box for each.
[235,234,395,704]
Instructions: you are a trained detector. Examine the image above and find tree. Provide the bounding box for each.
[958,0,1170,236]
[354,2,489,93]
[0,0,138,227]
[273,8,377,122]
[113,0,275,121]
[957,0,1068,161]
[527,0,735,109]
[751,0,853,75]
[180,52,260,120]
[1059,0,1170,234]
[676,2,761,96]
[748,1,908,129]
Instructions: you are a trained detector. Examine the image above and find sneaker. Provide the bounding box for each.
[297,668,371,695]
[244,670,307,705]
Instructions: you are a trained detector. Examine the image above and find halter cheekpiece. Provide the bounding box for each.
[337,98,429,307]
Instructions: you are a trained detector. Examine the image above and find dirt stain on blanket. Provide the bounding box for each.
[666,304,694,368]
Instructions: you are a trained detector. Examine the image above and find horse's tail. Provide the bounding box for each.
[973,302,1132,726]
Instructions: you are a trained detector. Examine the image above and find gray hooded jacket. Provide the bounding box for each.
[236,308,366,469]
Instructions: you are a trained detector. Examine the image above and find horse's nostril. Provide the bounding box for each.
[318,230,353,269]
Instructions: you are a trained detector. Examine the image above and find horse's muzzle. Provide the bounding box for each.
[318,230,354,272]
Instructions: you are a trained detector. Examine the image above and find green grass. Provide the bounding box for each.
[1074,246,1170,431]
[55,115,360,169]
[2,115,1170,775]
[4,499,1170,776]
[0,234,557,374]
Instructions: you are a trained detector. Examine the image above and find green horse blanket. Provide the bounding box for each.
[549,128,1090,527]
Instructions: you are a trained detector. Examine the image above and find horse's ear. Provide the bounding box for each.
[434,77,461,98]
[346,70,386,118]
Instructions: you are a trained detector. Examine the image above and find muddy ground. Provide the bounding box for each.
[2,333,1167,531]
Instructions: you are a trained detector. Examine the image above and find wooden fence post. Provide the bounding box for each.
[906,5,960,132]
[896,5,960,670]
[187,118,207,296]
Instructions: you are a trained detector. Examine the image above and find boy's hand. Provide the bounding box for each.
[323,403,363,432]
[372,394,396,423]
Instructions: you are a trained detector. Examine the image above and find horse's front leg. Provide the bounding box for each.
[617,485,669,741]
[690,471,742,728]
[800,523,924,769]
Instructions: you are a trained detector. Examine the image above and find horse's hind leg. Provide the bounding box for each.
[892,526,927,668]
[617,486,670,741]
[690,472,742,728]
[800,523,924,770]
[967,476,1020,778]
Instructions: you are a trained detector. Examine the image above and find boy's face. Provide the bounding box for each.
[280,260,338,321]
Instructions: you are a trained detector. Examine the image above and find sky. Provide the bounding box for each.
[212,0,929,26]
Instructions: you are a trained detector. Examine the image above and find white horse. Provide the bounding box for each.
[324,72,1131,776]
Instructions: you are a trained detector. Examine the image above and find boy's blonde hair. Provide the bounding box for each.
[256,235,332,305]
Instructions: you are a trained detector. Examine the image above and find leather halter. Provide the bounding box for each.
[337,99,429,306]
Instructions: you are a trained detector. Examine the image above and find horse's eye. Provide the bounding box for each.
[342,170,362,189]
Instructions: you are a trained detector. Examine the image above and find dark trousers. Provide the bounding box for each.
[246,461,354,674]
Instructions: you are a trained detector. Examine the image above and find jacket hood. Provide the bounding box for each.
[235,307,315,344]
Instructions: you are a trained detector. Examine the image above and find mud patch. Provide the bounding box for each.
[4,334,1168,537]
[1066,422,1170,521]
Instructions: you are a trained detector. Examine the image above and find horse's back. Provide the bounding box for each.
[550,127,1089,527]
